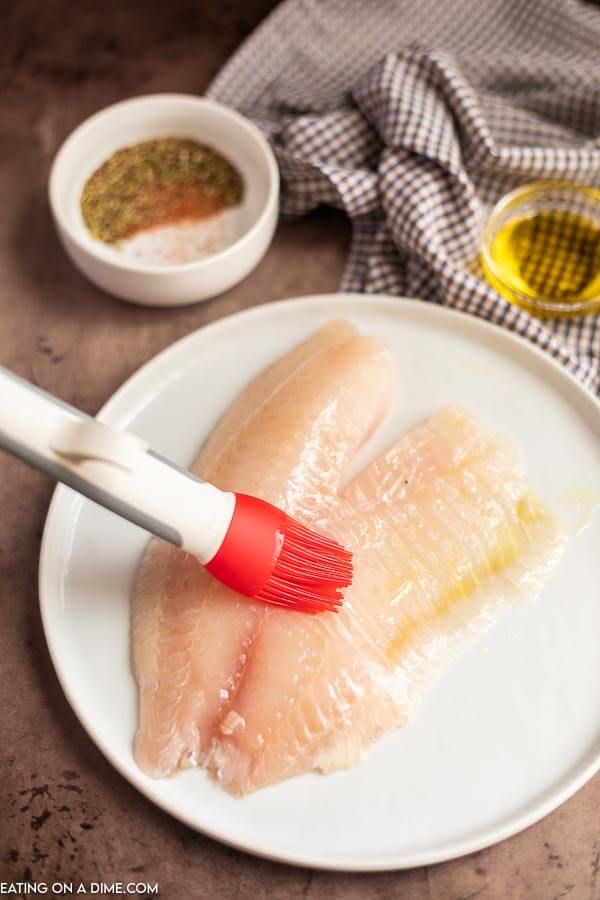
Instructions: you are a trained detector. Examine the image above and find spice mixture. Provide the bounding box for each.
[81,138,244,245]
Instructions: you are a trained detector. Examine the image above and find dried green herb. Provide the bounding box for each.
[81,138,244,244]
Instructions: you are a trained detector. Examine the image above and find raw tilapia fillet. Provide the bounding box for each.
[132,321,566,794]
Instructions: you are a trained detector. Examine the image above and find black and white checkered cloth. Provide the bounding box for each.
[208,0,600,394]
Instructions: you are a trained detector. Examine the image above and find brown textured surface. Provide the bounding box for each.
[1,1,599,897]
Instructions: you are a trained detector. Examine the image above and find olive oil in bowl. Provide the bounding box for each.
[482,184,600,317]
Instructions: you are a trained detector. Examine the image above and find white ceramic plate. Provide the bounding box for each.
[39,295,600,871]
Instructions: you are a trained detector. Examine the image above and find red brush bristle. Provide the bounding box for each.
[254,514,353,614]
[205,494,353,614]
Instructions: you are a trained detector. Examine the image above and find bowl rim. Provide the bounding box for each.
[48,93,280,276]
[481,180,600,315]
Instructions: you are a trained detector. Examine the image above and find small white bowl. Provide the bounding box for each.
[49,94,279,306]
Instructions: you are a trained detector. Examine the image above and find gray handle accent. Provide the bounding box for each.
[0,367,183,547]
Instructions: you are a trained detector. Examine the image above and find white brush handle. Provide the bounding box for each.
[0,367,234,563]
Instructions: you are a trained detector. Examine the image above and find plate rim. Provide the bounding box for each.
[39,293,600,871]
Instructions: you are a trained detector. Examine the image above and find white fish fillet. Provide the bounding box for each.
[132,321,566,794]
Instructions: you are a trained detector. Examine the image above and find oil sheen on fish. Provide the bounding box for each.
[132,320,566,794]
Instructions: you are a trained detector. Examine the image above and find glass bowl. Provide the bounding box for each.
[481,182,600,318]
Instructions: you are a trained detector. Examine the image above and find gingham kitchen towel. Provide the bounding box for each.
[208,0,600,394]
